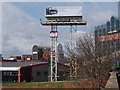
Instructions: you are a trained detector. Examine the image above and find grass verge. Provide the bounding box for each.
[2,82,71,88]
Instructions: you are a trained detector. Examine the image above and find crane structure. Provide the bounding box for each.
[41,6,86,82]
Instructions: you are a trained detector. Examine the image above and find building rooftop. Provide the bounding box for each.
[1,62,48,67]
[22,54,32,56]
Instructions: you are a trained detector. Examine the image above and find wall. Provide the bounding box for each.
[32,64,49,82]
[22,55,32,62]
[20,67,32,82]
[57,64,70,81]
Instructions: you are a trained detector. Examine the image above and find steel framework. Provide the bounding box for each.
[69,25,78,80]
[50,25,58,82]
[41,19,86,82]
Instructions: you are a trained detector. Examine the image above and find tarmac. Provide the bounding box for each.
[105,72,119,89]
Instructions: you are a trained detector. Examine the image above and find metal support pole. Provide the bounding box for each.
[70,25,78,80]
[74,25,77,78]
[50,25,58,82]
[41,12,87,82]
[70,25,73,80]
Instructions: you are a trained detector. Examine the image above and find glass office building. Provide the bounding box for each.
[95,1,120,68]
[95,16,120,55]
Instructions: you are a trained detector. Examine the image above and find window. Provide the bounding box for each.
[12,71,18,76]
[9,72,12,76]
[37,72,41,76]
[6,72,9,76]
[3,72,7,76]
[44,72,48,76]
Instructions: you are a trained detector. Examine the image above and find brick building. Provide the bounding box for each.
[9,56,21,61]
[32,45,50,62]
[32,44,64,63]
[22,54,32,62]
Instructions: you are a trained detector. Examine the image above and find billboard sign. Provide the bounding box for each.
[46,6,82,17]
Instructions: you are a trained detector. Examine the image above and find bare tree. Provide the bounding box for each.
[66,32,115,88]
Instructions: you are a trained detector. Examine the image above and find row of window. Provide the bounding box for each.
[2,71,48,77]
[2,71,18,76]
[36,71,48,77]
[43,55,50,57]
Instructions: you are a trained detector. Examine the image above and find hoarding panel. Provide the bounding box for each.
[46,6,82,17]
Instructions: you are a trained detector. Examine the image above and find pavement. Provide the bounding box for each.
[105,72,119,89]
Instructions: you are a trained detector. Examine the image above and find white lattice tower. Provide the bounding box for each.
[50,25,58,82]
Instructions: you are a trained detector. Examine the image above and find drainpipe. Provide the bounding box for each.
[18,67,21,83]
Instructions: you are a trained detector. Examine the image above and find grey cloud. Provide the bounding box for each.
[2,3,50,58]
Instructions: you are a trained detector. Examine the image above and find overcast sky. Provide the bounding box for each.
[1,1,119,58]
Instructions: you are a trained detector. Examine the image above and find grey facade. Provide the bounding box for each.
[57,44,64,63]
[32,64,48,82]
